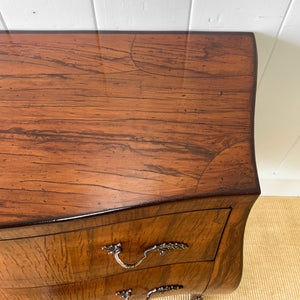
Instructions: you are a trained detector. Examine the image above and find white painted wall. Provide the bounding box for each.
[0,0,96,30]
[0,0,298,196]
[255,0,300,196]
[93,0,192,30]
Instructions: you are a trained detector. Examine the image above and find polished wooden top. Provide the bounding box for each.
[0,32,259,227]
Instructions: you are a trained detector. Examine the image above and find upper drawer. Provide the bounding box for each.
[0,208,230,288]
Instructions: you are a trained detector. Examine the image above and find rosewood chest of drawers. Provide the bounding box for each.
[0,31,260,299]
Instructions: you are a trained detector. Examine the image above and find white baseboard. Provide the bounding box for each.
[259,179,300,196]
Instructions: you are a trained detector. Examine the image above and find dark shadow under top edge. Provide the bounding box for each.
[0,189,260,231]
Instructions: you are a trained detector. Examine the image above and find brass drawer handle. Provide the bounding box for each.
[116,285,183,299]
[146,285,183,299]
[102,242,188,269]
[116,289,132,299]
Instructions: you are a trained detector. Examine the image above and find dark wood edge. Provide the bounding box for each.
[203,194,259,294]
[250,33,261,194]
[203,35,260,294]
[212,208,232,261]
[0,190,259,230]
[0,30,255,35]
[0,207,231,241]
[0,195,253,240]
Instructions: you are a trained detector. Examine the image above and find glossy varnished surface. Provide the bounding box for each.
[0,194,258,295]
[0,32,259,226]
[0,208,229,288]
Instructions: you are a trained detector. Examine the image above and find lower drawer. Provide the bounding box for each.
[0,261,213,300]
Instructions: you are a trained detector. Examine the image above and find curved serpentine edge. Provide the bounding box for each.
[204,33,259,294]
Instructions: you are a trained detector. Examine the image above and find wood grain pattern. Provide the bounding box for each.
[0,194,259,297]
[0,32,259,226]
[0,261,213,300]
[0,195,252,241]
[0,208,229,288]
[0,32,260,298]
[204,194,258,294]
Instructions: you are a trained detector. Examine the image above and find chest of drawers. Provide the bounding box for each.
[0,31,260,299]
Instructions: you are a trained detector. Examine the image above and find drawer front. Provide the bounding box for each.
[0,262,213,300]
[0,208,229,288]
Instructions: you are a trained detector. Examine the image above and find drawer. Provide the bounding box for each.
[0,261,213,300]
[0,208,230,288]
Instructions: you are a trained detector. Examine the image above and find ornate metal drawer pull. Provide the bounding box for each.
[116,289,132,299]
[146,285,183,299]
[102,242,188,269]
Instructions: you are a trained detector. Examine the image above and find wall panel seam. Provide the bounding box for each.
[90,0,99,30]
[0,11,8,31]
[187,0,194,31]
[258,0,294,88]
[274,135,300,175]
